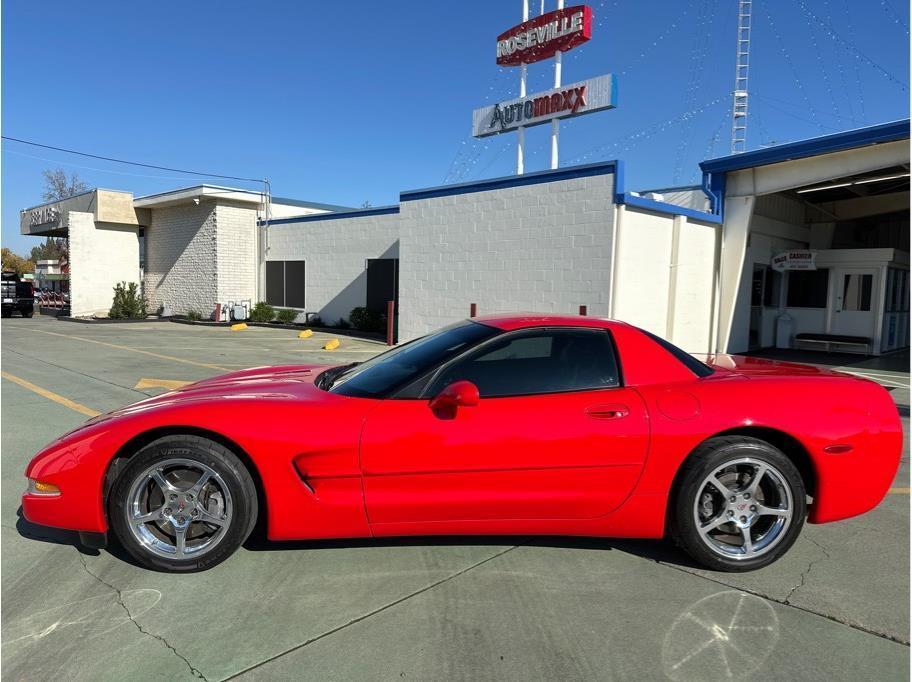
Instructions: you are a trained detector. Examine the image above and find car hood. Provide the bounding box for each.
[697,354,860,379]
[82,364,338,425]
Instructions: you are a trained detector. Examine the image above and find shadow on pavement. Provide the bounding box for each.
[14,507,99,556]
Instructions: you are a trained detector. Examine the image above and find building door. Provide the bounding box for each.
[831,268,877,339]
[366,258,398,339]
[749,264,765,350]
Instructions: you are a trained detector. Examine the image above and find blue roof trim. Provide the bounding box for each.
[263,205,400,225]
[700,119,910,174]
[400,161,618,201]
[613,160,722,223]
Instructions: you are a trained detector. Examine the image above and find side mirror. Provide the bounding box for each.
[429,380,480,412]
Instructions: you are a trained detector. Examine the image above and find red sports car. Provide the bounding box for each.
[22,315,902,573]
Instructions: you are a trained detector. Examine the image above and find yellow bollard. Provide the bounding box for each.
[323,338,340,351]
[230,323,248,331]
[298,329,313,339]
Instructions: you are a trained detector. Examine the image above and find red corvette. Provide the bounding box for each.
[22,315,902,573]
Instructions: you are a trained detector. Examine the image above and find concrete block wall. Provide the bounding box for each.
[397,173,616,341]
[265,210,400,324]
[144,202,218,316]
[68,211,141,317]
[216,202,258,305]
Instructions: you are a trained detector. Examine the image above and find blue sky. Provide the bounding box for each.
[2,0,909,254]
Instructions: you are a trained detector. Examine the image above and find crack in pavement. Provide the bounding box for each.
[784,536,832,606]
[221,542,525,681]
[656,548,909,647]
[77,553,208,681]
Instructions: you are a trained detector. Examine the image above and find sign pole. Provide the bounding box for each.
[551,0,564,169]
[517,0,529,175]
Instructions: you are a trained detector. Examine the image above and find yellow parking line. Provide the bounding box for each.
[1,371,100,418]
[22,328,229,371]
[888,487,910,494]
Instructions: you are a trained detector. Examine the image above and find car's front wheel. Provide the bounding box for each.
[671,436,806,572]
[108,435,258,572]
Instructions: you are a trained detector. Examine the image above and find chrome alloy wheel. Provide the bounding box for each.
[125,458,233,560]
[692,457,794,560]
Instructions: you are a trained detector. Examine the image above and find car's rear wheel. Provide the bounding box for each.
[108,435,257,572]
[671,436,806,572]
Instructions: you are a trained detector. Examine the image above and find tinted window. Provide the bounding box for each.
[787,269,829,308]
[329,321,497,398]
[640,329,714,378]
[426,328,620,398]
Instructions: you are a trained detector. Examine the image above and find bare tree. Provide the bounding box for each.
[42,168,89,202]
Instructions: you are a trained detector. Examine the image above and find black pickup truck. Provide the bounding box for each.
[1,271,34,318]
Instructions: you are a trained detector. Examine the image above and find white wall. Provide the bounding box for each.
[68,212,141,317]
[216,202,258,304]
[398,173,616,341]
[265,211,400,324]
[612,208,718,352]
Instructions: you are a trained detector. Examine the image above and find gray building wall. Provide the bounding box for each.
[264,210,400,324]
[397,172,616,340]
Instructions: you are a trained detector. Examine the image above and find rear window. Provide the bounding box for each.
[641,330,714,378]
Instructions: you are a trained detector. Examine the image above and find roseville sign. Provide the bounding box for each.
[473,74,616,138]
[496,5,593,66]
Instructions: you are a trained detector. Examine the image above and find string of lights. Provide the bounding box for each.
[796,0,908,91]
[760,2,827,133]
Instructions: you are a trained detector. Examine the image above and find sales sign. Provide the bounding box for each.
[496,5,593,66]
[473,74,616,138]
[771,250,817,271]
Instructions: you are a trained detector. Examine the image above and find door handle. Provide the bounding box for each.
[585,404,629,420]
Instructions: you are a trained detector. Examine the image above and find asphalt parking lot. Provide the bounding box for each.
[2,315,909,681]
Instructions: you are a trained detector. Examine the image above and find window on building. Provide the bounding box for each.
[425,328,621,398]
[763,269,782,307]
[265,260,305,308]
[786,269,829,308]
[841,273,873,312]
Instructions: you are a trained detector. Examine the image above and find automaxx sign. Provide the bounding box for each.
[473,74,616,138]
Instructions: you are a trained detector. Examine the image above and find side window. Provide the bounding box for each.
[426,329,620,398]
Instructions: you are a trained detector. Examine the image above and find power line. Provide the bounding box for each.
[1,136,265,184]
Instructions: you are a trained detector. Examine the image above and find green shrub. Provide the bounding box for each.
[249,301,275,322]
[336,317,351,330]
[108,282,146,319]
[186,310,202,321]
[275,308,297,324]
[349,306,384,332]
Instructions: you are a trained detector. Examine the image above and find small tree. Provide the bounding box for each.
[108,282,146,319]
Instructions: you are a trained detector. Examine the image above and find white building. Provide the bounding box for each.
[19,119,909,355]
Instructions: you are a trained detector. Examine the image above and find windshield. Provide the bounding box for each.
[326,321,499,398]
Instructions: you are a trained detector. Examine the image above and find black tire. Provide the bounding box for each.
[20,308,33,318]
[670,436,806,572]
[1,309,11,318]
[108,435,258,572]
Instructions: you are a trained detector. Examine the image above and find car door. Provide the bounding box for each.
[360,327,650,529]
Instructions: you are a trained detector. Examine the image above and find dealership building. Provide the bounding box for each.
[19,118,910,355]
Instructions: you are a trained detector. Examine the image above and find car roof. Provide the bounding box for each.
[471,313,629,332]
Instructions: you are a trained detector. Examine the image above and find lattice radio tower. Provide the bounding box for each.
[730,0,752,153]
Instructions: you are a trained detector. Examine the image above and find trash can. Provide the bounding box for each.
[775,312,793,349]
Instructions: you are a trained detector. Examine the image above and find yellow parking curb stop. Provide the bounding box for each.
[323,338,340,350]
[298,329,313,339]
[230,323,248,331]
